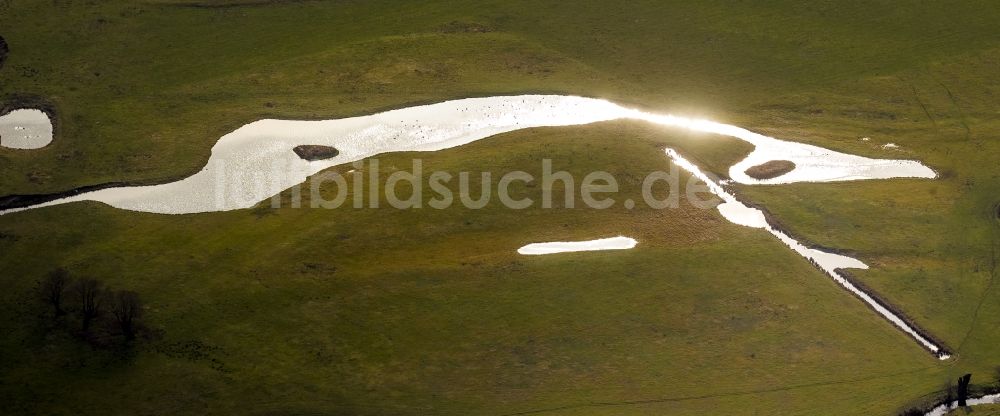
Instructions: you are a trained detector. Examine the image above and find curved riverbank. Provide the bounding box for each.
[899,387,1000,416]
[923,392,1000,415]
[0,173,192,211]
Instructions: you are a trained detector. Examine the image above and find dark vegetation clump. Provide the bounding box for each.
[75,277,102,332]
[110,290,142,341]
[36,268,150,349]
[744,160,796,180]
[292,144,339,161]
[0,93,57,118]
[40,268,70,317]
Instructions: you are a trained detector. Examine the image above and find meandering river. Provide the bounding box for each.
[0,95,932,214]
[0,95,944,357]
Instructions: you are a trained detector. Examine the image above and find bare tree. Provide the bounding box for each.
[110,290,141,340]
[957,373,972,407]
[40,268,71,317]
[74,278,102,331]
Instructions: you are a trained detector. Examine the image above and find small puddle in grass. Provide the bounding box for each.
[0,109,52,149]
[517,236,637,255]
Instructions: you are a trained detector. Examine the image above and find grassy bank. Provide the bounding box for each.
[0,126,943,415]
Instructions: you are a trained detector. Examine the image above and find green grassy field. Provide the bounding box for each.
[1,1,999,414]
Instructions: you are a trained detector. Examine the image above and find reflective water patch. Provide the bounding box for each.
[0,109,53,149]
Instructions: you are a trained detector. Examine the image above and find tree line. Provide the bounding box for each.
[39,268,145,344]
